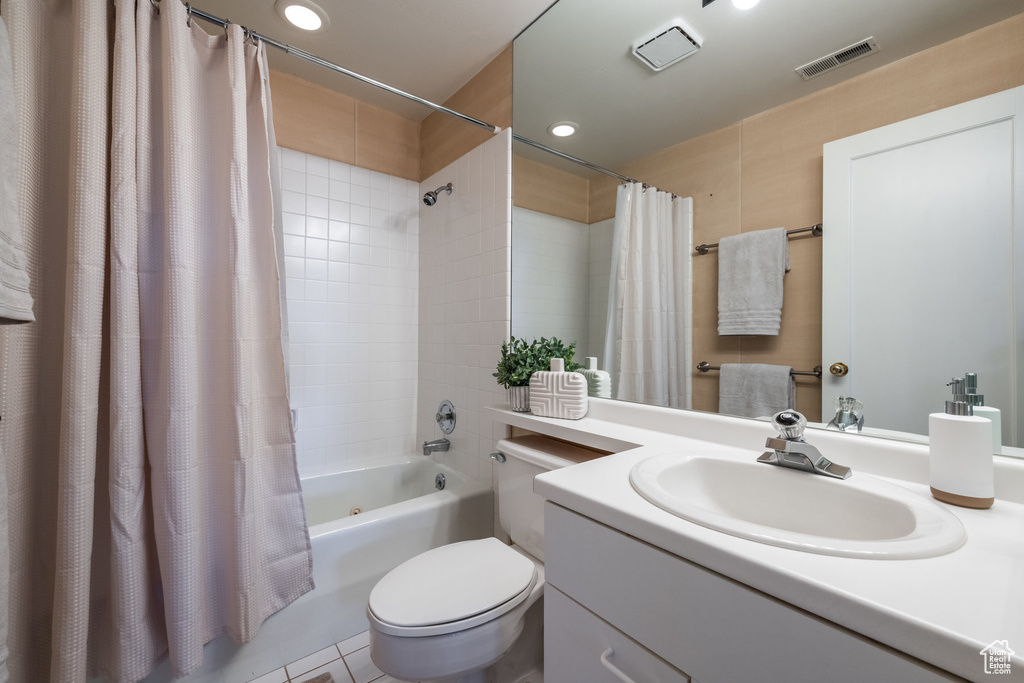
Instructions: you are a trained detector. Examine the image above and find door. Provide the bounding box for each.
[822,86,1023,446]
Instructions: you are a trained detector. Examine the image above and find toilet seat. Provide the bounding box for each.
[368,538,538,637]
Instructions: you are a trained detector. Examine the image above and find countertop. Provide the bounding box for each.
[485,400,1024,682]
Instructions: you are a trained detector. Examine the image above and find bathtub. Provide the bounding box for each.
[141,455,494,683]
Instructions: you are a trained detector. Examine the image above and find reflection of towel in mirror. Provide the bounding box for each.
[0,17,34,324]
[717,227,788,335]
[719,363,795,418]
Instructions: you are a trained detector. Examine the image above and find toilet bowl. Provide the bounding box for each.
[366,435,597,683]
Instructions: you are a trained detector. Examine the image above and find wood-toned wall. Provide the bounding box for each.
[270,70,420,181]
[584,11,1024,420]
[271,45,512,183]
[512,155,590,224]
[420,46,513,181]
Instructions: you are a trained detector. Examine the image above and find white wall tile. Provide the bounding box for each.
[280,147,419,477]
[417,130,512,486]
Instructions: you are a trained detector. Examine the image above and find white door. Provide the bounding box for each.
[822,86,1023,447]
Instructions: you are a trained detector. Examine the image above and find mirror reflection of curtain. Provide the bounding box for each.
[604,183,692,408]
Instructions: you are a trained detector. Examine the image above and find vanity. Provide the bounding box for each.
[485,400,1024,683]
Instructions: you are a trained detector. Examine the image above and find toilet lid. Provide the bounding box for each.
[368,538,537,629]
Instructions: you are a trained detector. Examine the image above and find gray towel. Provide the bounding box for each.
[719,363,795,418]
[718,227,788,335]
[0,17,34,324]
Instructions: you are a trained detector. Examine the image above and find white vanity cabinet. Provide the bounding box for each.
[543,503,962,683]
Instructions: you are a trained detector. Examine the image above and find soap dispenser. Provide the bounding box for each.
[929,377,994,509]
[578,357,611,398]
[964,372,1002,455]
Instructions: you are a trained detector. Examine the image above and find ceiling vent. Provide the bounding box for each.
[795,37,881,81]
[631,18,704,72]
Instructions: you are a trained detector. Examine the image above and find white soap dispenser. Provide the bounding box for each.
[964,372,1002,455]
[929,377,994,509]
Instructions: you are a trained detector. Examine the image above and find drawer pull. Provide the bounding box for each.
[600,648,638,683]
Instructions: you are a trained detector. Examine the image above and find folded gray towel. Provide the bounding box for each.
[718,227,788,335]
[719,363,795,418]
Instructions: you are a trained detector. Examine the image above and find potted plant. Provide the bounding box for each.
[494,336,583,411]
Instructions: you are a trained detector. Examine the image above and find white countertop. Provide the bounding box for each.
[485,400,1024,683]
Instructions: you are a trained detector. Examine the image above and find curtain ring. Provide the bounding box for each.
[150,0,160,15]
[185,2,192,27]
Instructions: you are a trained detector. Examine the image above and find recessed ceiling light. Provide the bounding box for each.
[732,0,761,9]
[275,0,330,32]
[548,121,579,137]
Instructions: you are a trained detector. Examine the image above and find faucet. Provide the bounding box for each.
[757,410,852,479]
[826,396,864,433]
[422,437,450,456]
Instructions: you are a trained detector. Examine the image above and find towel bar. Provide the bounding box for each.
[697,361,823,378]
[695,224,822,255]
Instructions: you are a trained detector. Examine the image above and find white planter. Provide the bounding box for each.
[508,385,531,412]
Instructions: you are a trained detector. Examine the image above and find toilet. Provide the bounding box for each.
[367,435,598,683]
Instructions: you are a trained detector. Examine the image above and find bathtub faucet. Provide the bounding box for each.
[422,437,450,456]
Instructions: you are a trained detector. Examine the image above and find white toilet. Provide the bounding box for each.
[366,435,597,683]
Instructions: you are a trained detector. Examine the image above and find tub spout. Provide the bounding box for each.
[422,438,450,456]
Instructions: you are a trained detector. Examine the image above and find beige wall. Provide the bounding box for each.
[272,45,512,184]
[582,11,1024,420]
[420,46,513,181]
[512,154,590,224]
[269,69,420,181]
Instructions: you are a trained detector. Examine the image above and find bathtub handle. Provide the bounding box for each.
[489,452,506,463]
[599,648,638,683]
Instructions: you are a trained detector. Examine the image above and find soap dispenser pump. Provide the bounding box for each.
[928,377,994,509]
[964,372,1001,455]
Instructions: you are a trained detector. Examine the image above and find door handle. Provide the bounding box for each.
[829,362,849,376]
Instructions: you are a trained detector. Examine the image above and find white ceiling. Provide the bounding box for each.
[190,0,1023,176]
[513,0,1024,175]
[192,0,555,121]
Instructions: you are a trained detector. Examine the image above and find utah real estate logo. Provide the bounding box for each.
[980,640,1014,675]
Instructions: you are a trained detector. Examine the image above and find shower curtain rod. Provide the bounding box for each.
[161,1,501,135]
[510,134,638,184]
[165,2,650,190]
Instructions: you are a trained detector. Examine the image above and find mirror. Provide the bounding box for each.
[510,0,1024,449]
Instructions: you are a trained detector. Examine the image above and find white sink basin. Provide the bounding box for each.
[629,451,966,559]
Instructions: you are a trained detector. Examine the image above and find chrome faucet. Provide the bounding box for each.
[422,437,450,456]
[826,396,864,433]
[757,410,852,480]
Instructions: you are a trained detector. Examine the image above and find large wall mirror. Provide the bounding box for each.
[510,0,1024,452]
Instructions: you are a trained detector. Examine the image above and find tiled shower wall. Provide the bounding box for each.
[417,130,513,483]
[278,148,421,477]
[511,207,591,356]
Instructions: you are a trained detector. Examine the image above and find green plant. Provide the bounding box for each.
[493,335,583,388]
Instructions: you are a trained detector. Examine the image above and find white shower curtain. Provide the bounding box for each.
[0,1,313,681]
[604,183,693,409]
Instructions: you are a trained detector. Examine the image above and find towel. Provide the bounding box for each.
[717,227,788,335]
[0,17,34,324]
[719,363,795,418]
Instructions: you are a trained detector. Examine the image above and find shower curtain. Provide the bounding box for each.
[604,183,693,409]
[0,1,313,681]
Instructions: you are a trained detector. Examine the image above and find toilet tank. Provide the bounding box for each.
[496,435,602,562]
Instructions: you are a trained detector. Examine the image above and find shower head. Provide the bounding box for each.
[423,182,453,206]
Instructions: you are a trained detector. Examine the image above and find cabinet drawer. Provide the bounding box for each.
[546,585,690,683]
[545,503,960,683]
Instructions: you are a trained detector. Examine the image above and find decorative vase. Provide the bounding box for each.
[578,356,612,398]
[529,358,588,420]
[508,385,531,412]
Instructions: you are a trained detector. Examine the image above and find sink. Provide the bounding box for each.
[629,451,966,559]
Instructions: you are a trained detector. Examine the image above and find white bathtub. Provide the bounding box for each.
[141,455,494,683]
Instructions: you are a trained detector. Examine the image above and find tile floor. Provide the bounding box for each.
[247,630,410,683]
